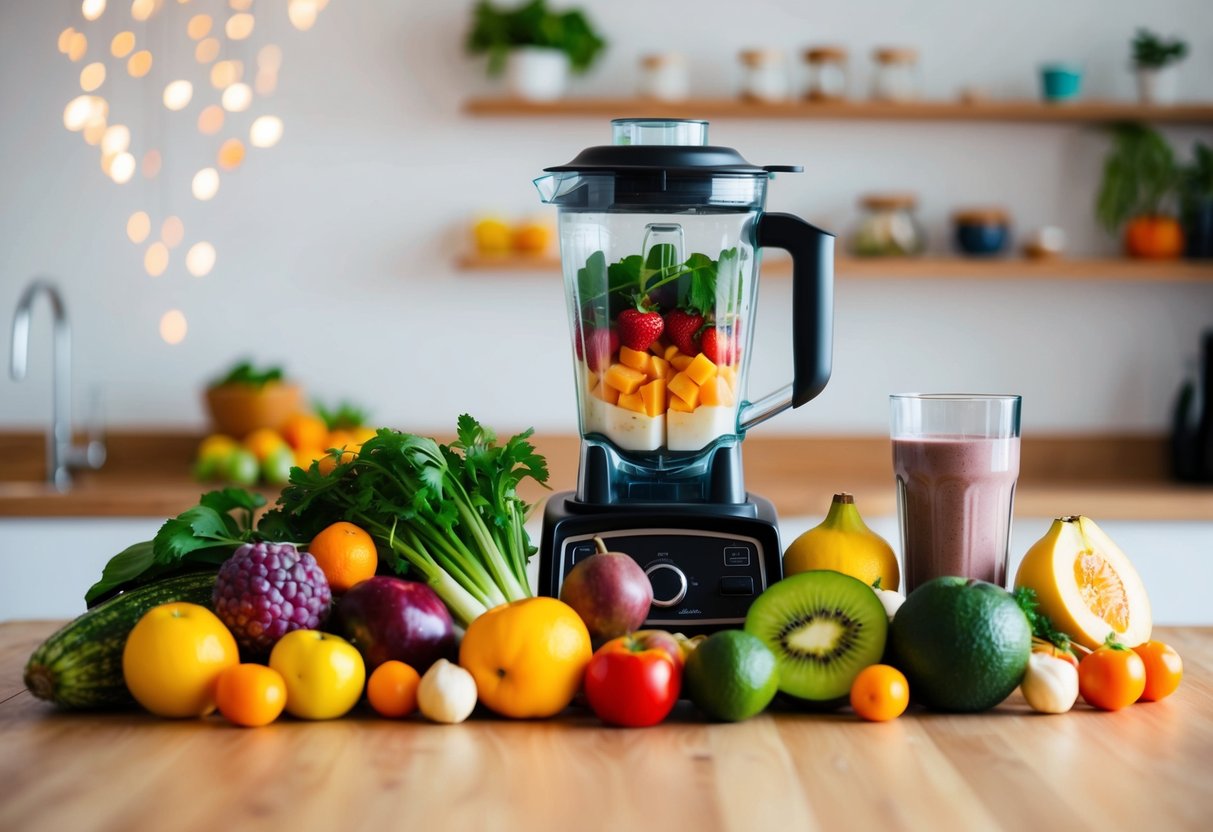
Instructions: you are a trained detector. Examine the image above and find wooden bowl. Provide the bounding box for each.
[205,382,303,439]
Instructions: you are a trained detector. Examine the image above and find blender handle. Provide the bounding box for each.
[738,213,834,431]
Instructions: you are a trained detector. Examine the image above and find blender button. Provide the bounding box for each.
[719,576,755,596]
[723,547,751,567]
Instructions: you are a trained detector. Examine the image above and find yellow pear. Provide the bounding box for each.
[783,493,899,591]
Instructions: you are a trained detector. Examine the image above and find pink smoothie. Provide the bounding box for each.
[892,435,1020,592]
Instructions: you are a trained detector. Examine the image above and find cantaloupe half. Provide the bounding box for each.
[1013,516,1152,649]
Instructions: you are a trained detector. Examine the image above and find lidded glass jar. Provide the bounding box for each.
[639,53,690,102]
[872,47,920,102]
[803,46,849,101]
[851,193,926,257]
[738,49,790,103]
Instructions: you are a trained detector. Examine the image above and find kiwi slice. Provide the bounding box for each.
[744,570,888,703]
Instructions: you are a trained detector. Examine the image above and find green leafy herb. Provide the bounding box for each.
[466,0,606,76]
[1131,29,1188,69]
[579,246,742,319]
[212,359,285,389]
[315,400,370,431]
[268,416,548,627]
[85,488,267,606]
[1013,587,1073,652]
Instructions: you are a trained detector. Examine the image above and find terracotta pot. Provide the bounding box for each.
[1124,215,1185,259]
[205,382,303,439]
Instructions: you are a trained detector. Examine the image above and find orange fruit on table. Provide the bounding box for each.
[849,664,910,722]
[122,602,239,718]
[308,521,378,593]
[216,663,287,727]
[367,660,421,718]
[244,427,288,463]
[1132,640,1183,702]
[295,445,326,470]
[281,412,329,451]
[459,597,592,719]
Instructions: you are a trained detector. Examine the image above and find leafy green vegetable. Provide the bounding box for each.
[1013,587,1073,652]
[578,246,741,319]
[1131,29,1188,69]
[315,400,370,431]
[267,416,548,627]
[466,0,606,76]
[85,488,267,606]
[211,359,284,389]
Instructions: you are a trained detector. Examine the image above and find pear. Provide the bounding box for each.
[783,493,900,592]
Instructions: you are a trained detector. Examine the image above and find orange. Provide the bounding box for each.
[294,445,325,470]
[473,217,511,255]
[349,425,377,445]
[317,449,357,476]
[459,597,592,719]
[512,221,552,255]
[308,521,378,593]
[122,603,239,718]
[1124,215,1184,259]
[244,427,288,462]
[849,664,910,722]
[281,412,329,451]
[216,663,287,727]
[367,660,421,718]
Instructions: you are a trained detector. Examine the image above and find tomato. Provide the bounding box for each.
[584,632,682,727]
[1078,643,1146,711]
[1132,641,1183,702]
[849,664,910,722]
[268,630,366,720]
[216,664,287,727]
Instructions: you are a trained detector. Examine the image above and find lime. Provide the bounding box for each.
[224,448,260,486]
[262,445,295,486]
[684,630,779,722]
[889,577,1031,712]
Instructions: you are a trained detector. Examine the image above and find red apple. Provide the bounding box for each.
[333,577,455,673]
[584,631,683,727]
[559,538,653,640]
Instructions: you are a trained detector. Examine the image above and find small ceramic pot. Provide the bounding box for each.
[953,208,1011,256]
[506,47,570,102]
[1136,65,1180,105]
[1040,64,1082,102]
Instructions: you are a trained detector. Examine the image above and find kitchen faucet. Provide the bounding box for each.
[9,278,105,491]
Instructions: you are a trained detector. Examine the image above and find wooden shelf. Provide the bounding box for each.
[465,97,1213,124]
[456,254,1213,282]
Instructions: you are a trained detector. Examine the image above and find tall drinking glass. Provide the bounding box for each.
[890,394,1022,592]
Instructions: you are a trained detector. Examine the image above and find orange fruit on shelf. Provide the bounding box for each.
[367,660,421,718]
[849,664,910,722]
[281,412,329,451]
[308,521,378,593]
[1124,215,1184,259]
[512,221,552,255]
[243,427,288,463]
[216,663,287,727]
[122,603,239,718]
[459,597,592,719]
[473,217,512,255]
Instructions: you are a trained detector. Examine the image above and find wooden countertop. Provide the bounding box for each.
[1,431,1210,521]
[1,620,1210,831]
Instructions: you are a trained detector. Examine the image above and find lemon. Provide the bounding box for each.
[783,493,899,591]
[472,217,512,255]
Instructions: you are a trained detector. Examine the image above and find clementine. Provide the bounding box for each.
[308,521,378,593]
[216,663,287,727]
[281,412,329,451]
[367,660,421,718]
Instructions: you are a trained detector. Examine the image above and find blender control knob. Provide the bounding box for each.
[645,563,688,608]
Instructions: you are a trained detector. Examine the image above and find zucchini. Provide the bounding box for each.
[24,571,218,709]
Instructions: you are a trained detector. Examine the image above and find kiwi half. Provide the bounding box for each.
[744,570,888,704]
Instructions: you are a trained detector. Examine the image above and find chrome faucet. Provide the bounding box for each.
[9,278,105,491]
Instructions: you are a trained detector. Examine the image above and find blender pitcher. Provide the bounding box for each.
[535,119,834,505]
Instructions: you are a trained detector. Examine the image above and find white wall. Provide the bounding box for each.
[1,0,1212,437]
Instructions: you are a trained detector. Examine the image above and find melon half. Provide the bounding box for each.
[1014,516,1152,649]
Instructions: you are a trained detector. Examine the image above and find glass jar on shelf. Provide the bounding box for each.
[738,49,790,103]
[802,46,849,101]
[850,193,926,257]
[871,47,920,102]
[638,53,690,102]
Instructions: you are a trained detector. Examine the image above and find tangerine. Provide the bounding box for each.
[849,664,910,722]
[244,427,288,462]
[308,521,378,593]
[367,660,421,718]
[216,663,287,727]
[281,412,329,451]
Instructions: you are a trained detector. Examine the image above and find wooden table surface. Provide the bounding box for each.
[1,621,1210,832]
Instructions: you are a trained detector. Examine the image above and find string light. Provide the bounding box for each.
[186,14,211,40]
[221,82,251,112]
[195,37,219,63]
[161,216,185,248]
[83,119,108,146]
[80,62,106,92]
[218,138,245,170]
[131,0,156,23]
[111,31,135,58]
[186,242,215,276]
[163,80,193,110]
[127,211,151,244]
[249,115,283,148]
[258,44,282,72]
[144,242,169,276]
[67,32,88,62]
[128,50,153,78]
[288,0,319,31]
[255,69,277,95]
[82,0,106,23]
[101,124,130,155]
[210,60,242,89]
[225,13,254,40]
[191,167,219,200]
[63,95,106,131]
[197,105,224,135]
[159,310,187,345]
[58,28,76,54]
[142,149,162,178]
[110,152,136,184]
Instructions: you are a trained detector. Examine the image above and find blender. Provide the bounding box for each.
[535,119,833,633]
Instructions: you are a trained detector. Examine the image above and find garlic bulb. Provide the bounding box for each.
[417,659,477,724]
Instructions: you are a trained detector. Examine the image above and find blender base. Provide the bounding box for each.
[538,492,783,636]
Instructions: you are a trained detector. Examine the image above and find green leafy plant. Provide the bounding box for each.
[315,399,369,430]
[1095,123,1179,233]
[1131,29,1188,69]
[211,359,284,389]
[466,0,606,76]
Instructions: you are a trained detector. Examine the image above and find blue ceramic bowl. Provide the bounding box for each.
[1040,64,1082,101]
[956,223,1009,256]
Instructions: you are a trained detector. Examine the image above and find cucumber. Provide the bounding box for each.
[23,571,218,709]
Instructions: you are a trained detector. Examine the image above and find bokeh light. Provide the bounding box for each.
[255,69,277,95]
[249,115,283,148]
[221,82,251,112]
[186,241,216,276]
[127,211,151,244]
[109,152,136,184]
[187,14,211,40]
[161,216,185,248]
[63,95,106,131]
[80,62,106,92]
[144,242,169,276]
[82,0,107,23]
[58,28,76,55]
[192,167,219,200]
[210,60,242,89]
[128,50,153,78]
[197,105,224,135]
[288,0,319,31]
[229,0,252,10]
[142,149,162,178]
[67,32,88,62]
[258,44,282,71]
[83,119,108,146]
[111,31,135,58]
[131,0,155,22]
[160,310,187,345]
[101,124,130,155]
[225,13,254,40]
[163,80,193,111]
[218,138,245,170]
[195,37,219,63]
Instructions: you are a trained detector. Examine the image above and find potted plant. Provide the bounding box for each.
[205,360,302,438]
[1095,123,1184,259]
[1131,29,1187,105]
[1180,142,1213,259]
[466,0,606,102]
